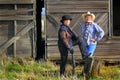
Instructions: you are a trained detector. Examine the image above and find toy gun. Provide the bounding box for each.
[71,51,76,76]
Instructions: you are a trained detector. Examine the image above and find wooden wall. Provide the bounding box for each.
[46,0,109,39]
[0,0,36,57]
[46,0,120,63]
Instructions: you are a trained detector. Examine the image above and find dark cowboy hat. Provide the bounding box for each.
[60,15,72,23]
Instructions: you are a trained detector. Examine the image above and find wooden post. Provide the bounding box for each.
[83,57,102,80]
[29,0,36,58]
[7,4,17,57]
[13,4,17,57]
[7,21,14,56]
[91,57,102,77]
[29,28,35,58]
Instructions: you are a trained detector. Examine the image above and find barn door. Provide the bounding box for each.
[46,0,109,59]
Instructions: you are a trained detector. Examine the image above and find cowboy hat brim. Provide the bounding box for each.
[82,12,95,21]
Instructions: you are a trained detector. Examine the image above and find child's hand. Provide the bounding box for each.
[90,38,96,42]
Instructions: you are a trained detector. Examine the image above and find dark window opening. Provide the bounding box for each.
[113,0,120,36]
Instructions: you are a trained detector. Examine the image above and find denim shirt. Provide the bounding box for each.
[80,22,104,45]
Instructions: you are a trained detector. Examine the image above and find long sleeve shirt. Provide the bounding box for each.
[80,22,104,45]
[58,25,77,48]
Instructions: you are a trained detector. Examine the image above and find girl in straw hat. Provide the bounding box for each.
[80,11,104,58]
[80,11,104,79]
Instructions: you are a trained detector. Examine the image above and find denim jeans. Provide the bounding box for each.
[87,44,96,57]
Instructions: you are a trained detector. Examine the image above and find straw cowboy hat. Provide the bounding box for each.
[82,11,95,21]
[60,15,72,23]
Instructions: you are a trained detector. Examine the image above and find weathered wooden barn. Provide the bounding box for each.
[0,0,36,57]
[46,0,120,63]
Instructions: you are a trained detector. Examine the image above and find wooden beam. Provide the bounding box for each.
[47,5,108,10]
[0,0,35,4]
[0,21,34,54]
[46,1,109,13]
[109,0,113,38]
[0,16,34,20]
[47,1,108,5]
[29,28,36,58]
[7,21,14,56]
[13,4,17,57]
[0,9,33,16]
[47,9,108,13]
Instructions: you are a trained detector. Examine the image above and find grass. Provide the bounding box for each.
[0,57,120,80]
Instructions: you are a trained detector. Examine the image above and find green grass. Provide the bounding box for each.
[0,57,120,80]
[6,63,22,72]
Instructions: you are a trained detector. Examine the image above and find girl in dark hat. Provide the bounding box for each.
[58,15,89,77]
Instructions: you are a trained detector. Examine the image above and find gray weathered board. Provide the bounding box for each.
[46,0,120,63]
[0,0,36,57]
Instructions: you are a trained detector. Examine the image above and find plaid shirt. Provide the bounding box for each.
[80,22,104,45]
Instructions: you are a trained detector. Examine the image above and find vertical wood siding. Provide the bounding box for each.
[0,0,36,56]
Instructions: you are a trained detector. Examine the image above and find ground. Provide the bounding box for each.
[0,56,120,80]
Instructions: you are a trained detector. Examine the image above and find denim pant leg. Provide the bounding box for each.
[58,45,68,75]
[87,44,96,57]
[73,38,88,58]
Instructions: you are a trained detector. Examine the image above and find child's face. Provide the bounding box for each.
[63,20,71,26]
[85,15,93,22]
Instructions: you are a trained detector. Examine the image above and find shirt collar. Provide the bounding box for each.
[85,22,92,25]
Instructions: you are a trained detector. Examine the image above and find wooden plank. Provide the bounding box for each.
[30,0,36,58]
[0,16,33,20]
[47,5,108,10]
[46,38,120,45]
[29,28,36,58]
[7,21,14,56]
[33,0,36,23]
[48,0,108,1]
[47,1,108,5]
[0,0,35,4]
[46,0,109,13]
[47,9,108,13]
[0,21,34,54]
[47,54,120,63]
[95,55,120,59]
[0,9,33,16]
[0,23,9,46]
[16,21,33,55]
[47,1,108,9]
[48,5,108,9]
[13,4,17,57]
[109,0,113,38]
[96,13,108,24]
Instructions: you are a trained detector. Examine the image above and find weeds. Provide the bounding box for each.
[0,57,119,80]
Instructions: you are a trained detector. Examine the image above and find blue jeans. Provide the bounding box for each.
[87,44,96,57]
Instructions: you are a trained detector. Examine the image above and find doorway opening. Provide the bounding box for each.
[113,0,120,36]
[35,0,45,61]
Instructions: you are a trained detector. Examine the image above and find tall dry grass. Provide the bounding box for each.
[0,56,119,80]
